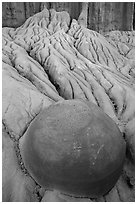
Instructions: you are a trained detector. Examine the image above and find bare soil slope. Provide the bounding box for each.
[2,8,135,202]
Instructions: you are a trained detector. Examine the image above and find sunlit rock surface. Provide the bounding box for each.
[2,8,135,202]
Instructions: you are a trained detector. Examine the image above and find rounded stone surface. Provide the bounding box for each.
[21,99,126,198]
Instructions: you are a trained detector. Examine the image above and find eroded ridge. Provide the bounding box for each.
[2,8,135,202]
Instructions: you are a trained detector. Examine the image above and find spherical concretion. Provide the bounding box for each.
[20,99,126,198]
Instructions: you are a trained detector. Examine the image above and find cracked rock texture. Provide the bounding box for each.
[2,8,135,202]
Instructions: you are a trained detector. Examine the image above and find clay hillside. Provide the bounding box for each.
[2,7,135,202]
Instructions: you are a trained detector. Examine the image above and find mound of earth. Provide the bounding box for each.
[2,8,135,202]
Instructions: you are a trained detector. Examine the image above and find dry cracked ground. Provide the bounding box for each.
[2,8,135,202]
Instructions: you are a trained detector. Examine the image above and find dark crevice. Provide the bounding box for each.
[68,79,74,99]
[108,95,118,114]
[43,69,65,99]
[53,82,65,99]
[91,91,100,107]
[106,46,118,70]
[120,102,127,117]
[2,120,16,142]
[14,140,29,176]
[34,188,43,202]
[123,134,135,164]
[123,170,134,188]
[66,17,73,33]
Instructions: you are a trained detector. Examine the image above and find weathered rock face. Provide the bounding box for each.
[2,8,134,202]
[88,2,135,32]
[2,2,135,32]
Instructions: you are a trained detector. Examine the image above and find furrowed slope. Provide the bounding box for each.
[2,8,135,202]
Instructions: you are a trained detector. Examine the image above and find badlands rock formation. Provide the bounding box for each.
[2,8,135,202]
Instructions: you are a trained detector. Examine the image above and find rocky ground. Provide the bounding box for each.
[2,8,135,202]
